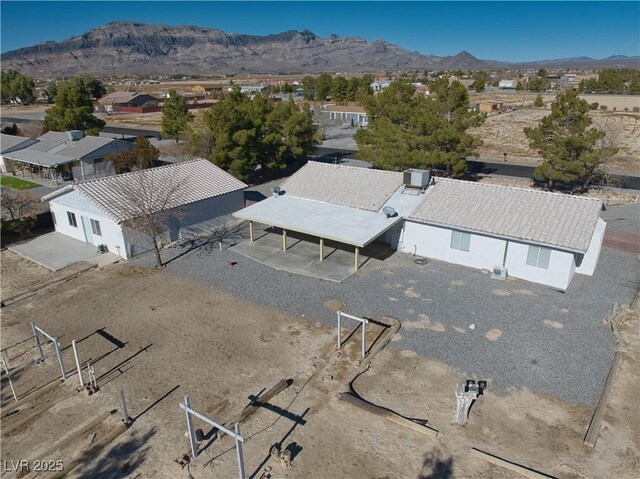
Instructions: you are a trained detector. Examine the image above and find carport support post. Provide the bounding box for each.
[31,322,44,361]
[72,340,84,387]
[354,247,360,272]
[184,395,198,458]
[282,229,288,252]
[320,238,324,261]
[249,221,254,242]
[337,311,342,349]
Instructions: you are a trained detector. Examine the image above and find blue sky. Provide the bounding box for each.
[1,1,639,61]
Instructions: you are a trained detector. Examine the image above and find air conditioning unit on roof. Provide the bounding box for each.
[403,169,430,189]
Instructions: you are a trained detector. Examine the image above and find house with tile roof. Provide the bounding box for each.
[233,162,606,289]
[41,159,247,258]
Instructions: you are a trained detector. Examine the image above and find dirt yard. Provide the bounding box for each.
[469,105,640,176]
[1,261,638,479]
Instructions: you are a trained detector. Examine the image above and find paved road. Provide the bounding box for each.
[315,146,640,190]
[4,119,639,189]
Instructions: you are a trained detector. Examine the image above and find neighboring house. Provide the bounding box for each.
[371,80,392,92]
[499,80,518,89]
[400,179,605,291]
[42,159,247,259]
[3,131,133,183]
[98,92,161,113]
[321,105,369,126]
[0,133,39,172]
[233,162,606,290]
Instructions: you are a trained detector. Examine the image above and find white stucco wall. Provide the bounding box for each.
[399,220,591,290]
[399,221,506,271]
[123,190,246,258]
[504,241,576,291]
[575,217,606,276]
[48,191,126,256]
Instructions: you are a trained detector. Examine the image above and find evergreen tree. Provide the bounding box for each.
[194,88,318,180]
[355,80,485,176]
[44,79,105,134]
[162,90,192,141]
[331,76,349,102]
[524,90,618,192]
[315,73,333,101]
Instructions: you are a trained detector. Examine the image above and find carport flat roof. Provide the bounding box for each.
[233,195,402,248]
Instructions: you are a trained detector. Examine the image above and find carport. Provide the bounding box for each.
[233,195,403,278]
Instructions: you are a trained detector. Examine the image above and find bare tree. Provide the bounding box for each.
[111,169,188,267]
[1,188,41,220]
[158,140,197,164]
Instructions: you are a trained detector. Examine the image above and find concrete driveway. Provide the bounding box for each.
[8,232,115,271]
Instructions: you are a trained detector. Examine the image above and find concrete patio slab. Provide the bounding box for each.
[230,228,392,282]
[8,232,118,271]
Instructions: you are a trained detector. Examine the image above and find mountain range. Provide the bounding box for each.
[2,22,638,78]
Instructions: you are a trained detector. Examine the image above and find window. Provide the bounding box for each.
[526,245,551,268]
[450,230,471,251]
[90,219,102,236]
[67,211,77,228]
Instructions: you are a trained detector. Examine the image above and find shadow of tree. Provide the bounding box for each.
[163,221,250,264]
[418,450,454,479]
[72,427,156,479]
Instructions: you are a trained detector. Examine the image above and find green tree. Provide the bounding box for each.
[524,90,618,192]
[533,94,544,108]
[331,76,349,102]
[528,77,548,92]
[315,73,332,101]
[346,77,360,101]
[46,81,58,101]
[44,80,105,134]
[195,88,317,180]
[355,80,485,176]
[301,76,316,101]
[537,68,548,79]
[472,72,487,92]
[162,90,193,141]
[0,70,35,104]
[68,75,106,100]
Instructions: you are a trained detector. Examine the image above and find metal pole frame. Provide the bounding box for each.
[336,311,369,358]
[31,321,45,361]
[33,323,66,380]
[72,340,84,387]
[179,396,246,479]
[1,355,18,402]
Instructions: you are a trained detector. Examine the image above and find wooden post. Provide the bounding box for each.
[354,247,360,272]
[249,221,254,242]
[282,230,287,252]
[320,238,324,261]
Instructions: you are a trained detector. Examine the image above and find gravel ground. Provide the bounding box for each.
[131,205,639,407]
